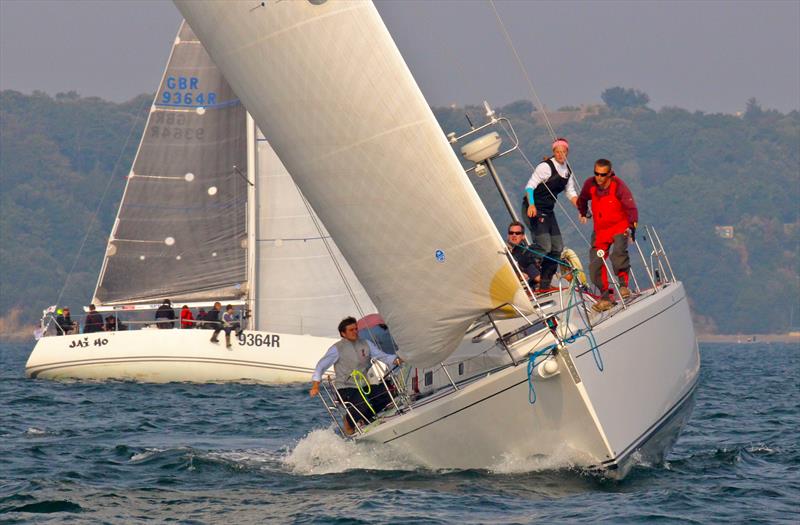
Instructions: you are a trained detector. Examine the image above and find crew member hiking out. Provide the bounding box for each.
[522,137,580,291]
[309,316,402,436]
[577,158,639,312]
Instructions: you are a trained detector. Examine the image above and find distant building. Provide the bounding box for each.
[715,226,734,239]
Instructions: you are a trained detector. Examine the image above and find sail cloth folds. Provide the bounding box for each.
[175,0,531,367]
[93,22,248,306]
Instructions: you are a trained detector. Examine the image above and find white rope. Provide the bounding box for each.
[52,96,151,310]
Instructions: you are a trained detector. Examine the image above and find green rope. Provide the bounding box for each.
[351,370,375,415]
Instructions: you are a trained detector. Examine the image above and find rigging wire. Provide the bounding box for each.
[486,0,591,248]
[51,96,151,310]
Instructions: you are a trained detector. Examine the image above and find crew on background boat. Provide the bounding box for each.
[506,220,541,290]
[55,308,77,335]
[104,315,126,332]
[180,305,194,329]
[577,158,639,312]
[207,302,223,341]
[155,299,176,329]
[217,304,243,348]
[83,304,104,333]
[522,137,581,291]
[309,316,402,435]
[196,308,208,329]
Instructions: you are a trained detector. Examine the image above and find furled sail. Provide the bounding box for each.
[93,22,248,306]
[175,0,531,367]
[255,131,377,336]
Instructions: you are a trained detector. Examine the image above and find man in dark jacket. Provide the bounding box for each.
[506,221,540,290]
[207,302,223,342]
[83,304,104,333]
[55,308,77,335]
[155,299,176,329]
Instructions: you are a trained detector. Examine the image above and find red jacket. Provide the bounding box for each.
[180,308,194,328]
[577,176,638,234]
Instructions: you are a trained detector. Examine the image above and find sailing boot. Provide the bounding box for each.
[225,333,232,349]
[210,332,219,343]
[592,293,614,312]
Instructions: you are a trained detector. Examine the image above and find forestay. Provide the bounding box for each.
[175,0,531,367]
[93,22,248,306]
[254,131,376,336]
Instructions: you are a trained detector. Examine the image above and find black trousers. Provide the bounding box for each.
[338,382,392,427]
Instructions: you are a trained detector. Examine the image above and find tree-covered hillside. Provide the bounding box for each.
[0,89,798,338]
[0,90,150,338]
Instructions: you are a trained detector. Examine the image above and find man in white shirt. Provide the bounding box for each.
[310,316,401,435]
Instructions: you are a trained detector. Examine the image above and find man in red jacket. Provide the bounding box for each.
[577,158,638,312]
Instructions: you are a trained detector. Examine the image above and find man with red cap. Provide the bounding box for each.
[522,137,580,291]
[577,158,639,312]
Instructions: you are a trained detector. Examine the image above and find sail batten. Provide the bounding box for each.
[176,1,531,366]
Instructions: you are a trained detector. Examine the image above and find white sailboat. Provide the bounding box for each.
[175,0,699,476]
[25,22,378,383]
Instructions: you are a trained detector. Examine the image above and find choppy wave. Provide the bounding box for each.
[2,342,799,523]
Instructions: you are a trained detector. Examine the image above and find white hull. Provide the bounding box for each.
[358,282,700,475]
[26,329,333,383]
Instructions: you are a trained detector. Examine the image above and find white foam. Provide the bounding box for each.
[25,427,48,436]
[282,427,418,475]
[489,443,594,474]
[129,448,164,462]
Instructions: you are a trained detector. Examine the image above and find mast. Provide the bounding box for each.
[246,112,257,330]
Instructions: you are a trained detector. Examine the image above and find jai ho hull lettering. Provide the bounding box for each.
[26,329,336,384]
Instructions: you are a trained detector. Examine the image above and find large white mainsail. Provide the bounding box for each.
[255,131,376,336]
[175,0,532,367]
[94,21,248,306]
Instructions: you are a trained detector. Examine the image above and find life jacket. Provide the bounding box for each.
[531,158,571,214]
[590,178,628,231]
[333,338,373,389]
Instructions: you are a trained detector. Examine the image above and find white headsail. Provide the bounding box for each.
[175,0,531,367]
[255,131,376,336]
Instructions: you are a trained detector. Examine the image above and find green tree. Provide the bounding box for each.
[601,87,650,111]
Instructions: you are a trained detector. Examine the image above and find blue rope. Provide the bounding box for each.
[526,346,556,404]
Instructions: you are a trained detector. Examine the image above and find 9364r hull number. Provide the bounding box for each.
[238,333,280,348]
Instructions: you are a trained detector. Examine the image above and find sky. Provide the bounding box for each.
[1,0,798,114]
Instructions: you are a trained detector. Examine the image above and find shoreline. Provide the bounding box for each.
[696,333,800,344]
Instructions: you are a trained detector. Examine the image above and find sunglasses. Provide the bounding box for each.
[594,170,612,177]
[508,231,524,235]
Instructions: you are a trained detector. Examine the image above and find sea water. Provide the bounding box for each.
[1,342,797,523]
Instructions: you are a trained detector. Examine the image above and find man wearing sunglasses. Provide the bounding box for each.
[577,158,639,312]
[522,137,580,292]
[506,221,540,290]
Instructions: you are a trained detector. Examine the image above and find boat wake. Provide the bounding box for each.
[282,427,420,475]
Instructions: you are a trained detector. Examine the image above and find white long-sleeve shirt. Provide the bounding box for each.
[524,159,579,201]
[311,339,396,382]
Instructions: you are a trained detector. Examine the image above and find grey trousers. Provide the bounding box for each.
[589,231,630,297]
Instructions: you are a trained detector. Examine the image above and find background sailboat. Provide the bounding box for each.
[26,21,377,382]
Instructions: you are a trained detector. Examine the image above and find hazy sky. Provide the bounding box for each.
[1,0,798,114]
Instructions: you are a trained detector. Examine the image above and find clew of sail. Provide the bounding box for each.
[93,21,248,306]
[175,0,531,367]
